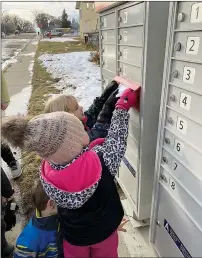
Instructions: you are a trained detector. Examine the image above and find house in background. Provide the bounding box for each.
[76,1,99,39]
[76,2,115,47]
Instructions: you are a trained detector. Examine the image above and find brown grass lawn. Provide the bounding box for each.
[16,39,95,221]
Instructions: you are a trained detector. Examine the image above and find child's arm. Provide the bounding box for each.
[84,80,118,129]
[93,88,138,176]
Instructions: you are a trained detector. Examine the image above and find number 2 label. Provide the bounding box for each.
[183,66,195,84]
[176,117,187,134]
[174,139,184,156]
[186,37,200,55]
[190,3,202,23]
[179,92,191,111]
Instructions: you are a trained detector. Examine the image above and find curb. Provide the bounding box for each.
[2,37,38,72]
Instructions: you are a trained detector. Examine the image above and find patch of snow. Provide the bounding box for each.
[2,58,18,70]
[5,86,32,117]
[39,52,101,110]
[22,52,35,57]
[31,40,39,45]
[40,37,78,43]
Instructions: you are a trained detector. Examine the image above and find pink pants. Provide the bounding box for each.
[63,231,118,258]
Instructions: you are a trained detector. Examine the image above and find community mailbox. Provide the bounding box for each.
[99,1,170,220]
[150,1,202,257]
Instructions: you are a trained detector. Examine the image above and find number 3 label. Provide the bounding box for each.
[186,37,200,55]
[174,139,184,156]
[176,117,187,134]
[179,92,191,111]
[183,66,195,84]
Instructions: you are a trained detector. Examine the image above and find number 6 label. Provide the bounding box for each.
[186,37,200,55]
[174,139,184,156]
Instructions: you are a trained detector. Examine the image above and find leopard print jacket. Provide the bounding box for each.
[40,109,129,209]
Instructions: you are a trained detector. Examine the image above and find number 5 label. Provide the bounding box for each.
[179,92,191,111]
[183,66,195,84]
[186,37,200,55]
[176,117,187,134]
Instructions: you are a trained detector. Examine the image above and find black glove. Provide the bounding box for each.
[4,201,18,231]
[97,89,119,124]
[85,81,119,127]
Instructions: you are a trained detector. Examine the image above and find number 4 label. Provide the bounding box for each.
[180,92,191,111]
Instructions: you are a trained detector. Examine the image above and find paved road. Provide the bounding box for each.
[2,33,37,64]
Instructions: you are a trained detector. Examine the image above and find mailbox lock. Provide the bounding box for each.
[162,157,168,164]
[174,42,181,51]
[178,12,185,22]
[169,94,176,102]
[167,117,173,125]
[101,35,104,40]
[102,61,105,66]
[172,70,178,78]
[164,138,170,144]
[160,173,168,183]
[156,220,161,227]
[101,49,104,53]
[118,17,122,23]
[118,51,122,57]
[118,35,122,40]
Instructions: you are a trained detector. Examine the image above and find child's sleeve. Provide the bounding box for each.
[14,246,37,258]
[93,108,129,176]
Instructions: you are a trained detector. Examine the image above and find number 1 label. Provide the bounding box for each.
[183,66,195,84]
[186,37,200,55]
[179,93,191,111]
[190,3,202,23]
[176,117,187,134]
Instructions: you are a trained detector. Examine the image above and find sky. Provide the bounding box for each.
[2,1,79,23]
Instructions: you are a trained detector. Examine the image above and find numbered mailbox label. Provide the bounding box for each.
[122,65,127,76]
[174,139,184,156]
[123,49,127,59]
[176,117,187,134]
[190,3,202,23]
[179,93,191,111]
[123,31,128,42]
[104,32,108,40]
[186,37,200,55]
[103,17,107,27]
[123,12,128,23]
[182,66,195,84]
[172,160,180,177]
[169,177,176,191]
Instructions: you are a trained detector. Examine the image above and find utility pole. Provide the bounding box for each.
[2,10,7,37]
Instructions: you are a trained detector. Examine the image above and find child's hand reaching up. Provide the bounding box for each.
[115,88,139,111]
[118,218,129,232]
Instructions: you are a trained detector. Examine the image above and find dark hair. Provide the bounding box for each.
[32,180,49,212]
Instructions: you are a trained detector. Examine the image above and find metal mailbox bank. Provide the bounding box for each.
[99,1,170,220]
[150,2,202,257]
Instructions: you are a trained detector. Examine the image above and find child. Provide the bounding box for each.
[14,180,58,258]
[44,80,119,142]
[2,88,138,258]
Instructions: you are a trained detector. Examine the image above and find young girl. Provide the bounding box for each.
[44,80,119,142]
[2,88,138,258]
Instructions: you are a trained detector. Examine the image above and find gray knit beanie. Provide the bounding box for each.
[1,112,87,164]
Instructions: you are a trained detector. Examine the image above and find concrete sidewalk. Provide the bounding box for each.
[3,37,39,247]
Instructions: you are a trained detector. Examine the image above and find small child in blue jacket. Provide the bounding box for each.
[14,180,58,258]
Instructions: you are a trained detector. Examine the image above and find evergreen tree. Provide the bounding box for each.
[61,9,71,28]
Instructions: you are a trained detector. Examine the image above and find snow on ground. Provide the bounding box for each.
[2,38,30,70]
[39,51,101,111]
[40,37,78,43]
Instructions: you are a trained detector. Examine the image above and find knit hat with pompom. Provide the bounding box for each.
[1,112,87,164]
